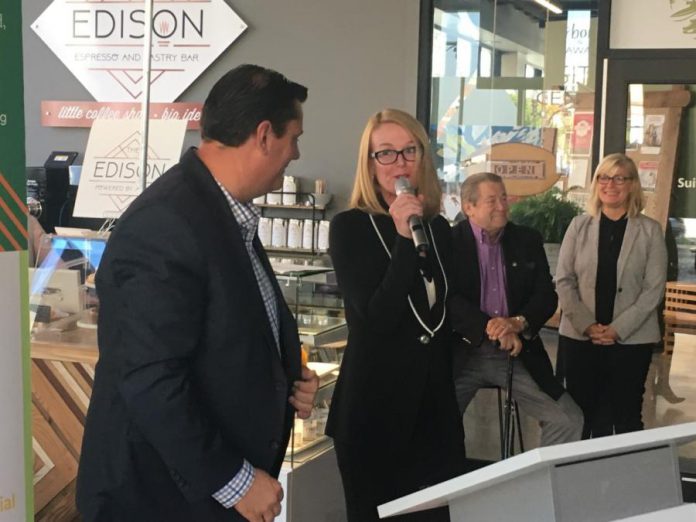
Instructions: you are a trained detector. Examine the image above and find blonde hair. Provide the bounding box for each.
[348,109,441,218]
[587,153,644,218]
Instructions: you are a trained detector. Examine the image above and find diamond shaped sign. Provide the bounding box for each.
[32,0,247,102]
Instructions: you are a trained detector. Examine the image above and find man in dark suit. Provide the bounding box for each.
[448,172,582,447]
[76,64,319,522]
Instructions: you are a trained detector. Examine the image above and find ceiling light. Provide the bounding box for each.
[533,0,563,15]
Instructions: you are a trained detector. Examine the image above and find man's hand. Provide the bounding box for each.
[486,317,524,340]
[497,332,523,357]
[289,365,319,419]
[234,468,283,522]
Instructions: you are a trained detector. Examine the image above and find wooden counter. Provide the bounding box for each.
[31,325,98,521]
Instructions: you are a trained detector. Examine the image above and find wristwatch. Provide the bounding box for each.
[513,315,529,332]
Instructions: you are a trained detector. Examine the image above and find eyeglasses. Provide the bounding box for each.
[596,174,633,185]
[369,146,420,165]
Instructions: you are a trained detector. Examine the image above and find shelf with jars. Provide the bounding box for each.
[255,179,332,255]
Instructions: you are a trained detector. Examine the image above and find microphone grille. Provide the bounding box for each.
[394,176,412,195]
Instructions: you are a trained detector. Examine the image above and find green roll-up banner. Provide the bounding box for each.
[0,1,32,520]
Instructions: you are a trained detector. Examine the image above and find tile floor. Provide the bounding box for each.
[462,329,696,467]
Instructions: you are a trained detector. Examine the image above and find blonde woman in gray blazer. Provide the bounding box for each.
[556,153,666,439]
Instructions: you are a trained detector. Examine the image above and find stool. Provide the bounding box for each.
[482,384,525,460]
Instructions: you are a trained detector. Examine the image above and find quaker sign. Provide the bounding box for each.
[74,118,186,218]
[32,0,247,102]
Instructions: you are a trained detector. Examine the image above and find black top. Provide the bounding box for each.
[326,209,464,454]
[595,211,628,325]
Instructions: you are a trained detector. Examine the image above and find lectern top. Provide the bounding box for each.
[378,422,696,518]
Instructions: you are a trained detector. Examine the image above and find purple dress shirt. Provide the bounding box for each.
[471,222,509,318]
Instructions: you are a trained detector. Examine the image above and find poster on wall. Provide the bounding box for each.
[638,161,658,191]
[0,1,30,520]
[571,112,593,156]
[641,114,665,155]
[74,119,187,219]
[611,0,696,49]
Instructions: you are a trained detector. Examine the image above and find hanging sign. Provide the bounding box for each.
[31,0,247,102]
[73,118,187,218]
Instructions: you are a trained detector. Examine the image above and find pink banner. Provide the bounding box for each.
[41,101,202,130]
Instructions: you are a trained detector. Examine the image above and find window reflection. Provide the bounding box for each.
[429,1,598,221]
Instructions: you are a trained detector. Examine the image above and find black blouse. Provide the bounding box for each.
[595,212,628,325]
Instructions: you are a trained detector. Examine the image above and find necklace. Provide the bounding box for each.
[368,214,447,342]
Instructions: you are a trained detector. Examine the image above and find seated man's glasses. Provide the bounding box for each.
[369,146,420,165]
[596,174,633,185]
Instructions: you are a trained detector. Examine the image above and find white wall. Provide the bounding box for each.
[22,0,421,212]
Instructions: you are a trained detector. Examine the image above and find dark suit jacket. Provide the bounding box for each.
[448,219,564,400]
[76,148,301,521]
[326,210,464,455]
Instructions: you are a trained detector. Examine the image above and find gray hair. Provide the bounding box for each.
[460,172,504,204]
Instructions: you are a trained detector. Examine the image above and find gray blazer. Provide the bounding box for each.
[556,213,667,344]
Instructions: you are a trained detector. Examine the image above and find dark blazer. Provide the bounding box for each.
[76,148,301,521]
[326,209,463,452]
[449,219,564,400]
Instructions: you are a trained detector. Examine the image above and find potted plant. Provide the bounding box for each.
[509,187,583,276]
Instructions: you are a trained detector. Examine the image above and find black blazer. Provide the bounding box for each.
[76,148,302,521]
[326,209,462,451]
[448,220,564,400]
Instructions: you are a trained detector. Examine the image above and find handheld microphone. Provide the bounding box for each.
[394,177,429,253]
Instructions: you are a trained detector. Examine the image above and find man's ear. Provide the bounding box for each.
[462,201,473,217]
[256,120,273,154]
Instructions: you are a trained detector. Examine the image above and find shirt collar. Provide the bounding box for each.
[215,181,261,240]
[469,221,504,245]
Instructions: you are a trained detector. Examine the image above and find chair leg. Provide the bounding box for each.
[503,357,515,460]
[664,323,675,354]
[515,400,525,453]
[496,387,504,461]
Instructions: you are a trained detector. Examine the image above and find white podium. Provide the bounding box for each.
[379,422,696,521]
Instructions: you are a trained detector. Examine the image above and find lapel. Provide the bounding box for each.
[182,149,281,360]
[501,223,519,311]
[372,214,433,325]
[616,216,639,284]
[586,215,600,287]
[425,221,447,323]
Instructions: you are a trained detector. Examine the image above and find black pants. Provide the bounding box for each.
[334,438,458,522]
[561,336,654,439]
[332,361,465,522]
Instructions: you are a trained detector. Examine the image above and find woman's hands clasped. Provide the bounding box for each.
[585,323,619,345]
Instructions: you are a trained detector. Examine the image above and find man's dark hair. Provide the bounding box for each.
[201,64,308,146]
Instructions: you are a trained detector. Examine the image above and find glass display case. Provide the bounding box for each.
[271,258,346,362]
[29,231,108,337]
[270,255,347,465]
